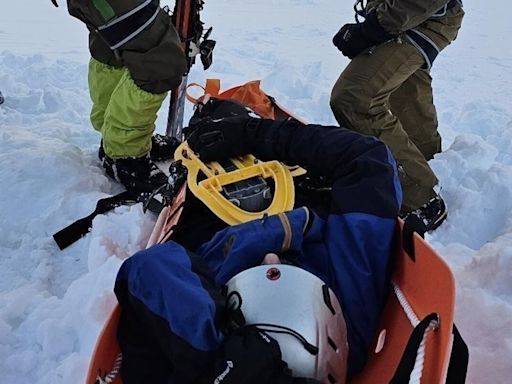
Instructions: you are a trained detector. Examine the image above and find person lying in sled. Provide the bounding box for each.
[114,100,402,384]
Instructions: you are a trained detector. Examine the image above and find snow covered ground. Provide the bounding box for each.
[1,0,511,383]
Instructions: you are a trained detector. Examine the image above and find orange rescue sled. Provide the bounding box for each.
[86,81,468,384]
[85,217,465,384]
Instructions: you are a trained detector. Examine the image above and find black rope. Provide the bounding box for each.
[353,0,367,23]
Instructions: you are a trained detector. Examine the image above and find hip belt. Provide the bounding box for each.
[405,0,463,70]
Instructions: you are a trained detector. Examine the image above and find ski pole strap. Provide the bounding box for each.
[389,313,439,384]
[52,191,151,250]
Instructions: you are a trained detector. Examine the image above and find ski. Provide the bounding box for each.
[166,0,215,139]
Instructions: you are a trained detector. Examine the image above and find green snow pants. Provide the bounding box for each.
[67,0,187,158]
[89,58,167,158]
[330,40,440,212]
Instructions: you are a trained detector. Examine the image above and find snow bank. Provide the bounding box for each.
[1,0,511,383]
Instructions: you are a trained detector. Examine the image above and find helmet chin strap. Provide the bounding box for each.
[243,323,319,356]
[225,290,319,356]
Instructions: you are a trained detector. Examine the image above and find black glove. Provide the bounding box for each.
[332,11,396,59]
[212,327,320,384]
[186,115,259,162]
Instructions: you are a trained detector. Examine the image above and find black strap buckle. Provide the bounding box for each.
[199,27,216,70]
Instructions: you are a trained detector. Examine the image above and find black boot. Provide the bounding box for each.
[101,153,168,194]
[150,134,181,161]
[404,194,448,232]
[98,135,181,163]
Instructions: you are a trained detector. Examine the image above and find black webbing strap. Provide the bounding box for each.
[445,325,469,384]
[97,0,159,49]
[402,214,427,260]
[390,313,439,384]
[53,191,154,250]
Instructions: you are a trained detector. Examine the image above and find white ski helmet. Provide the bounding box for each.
[226,264,348,384]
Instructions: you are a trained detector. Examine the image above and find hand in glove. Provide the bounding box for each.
[332,11,396,59]
[212,327,322,384]
[186,115,260,163]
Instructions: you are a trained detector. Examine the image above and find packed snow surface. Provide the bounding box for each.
[1,0,511,383]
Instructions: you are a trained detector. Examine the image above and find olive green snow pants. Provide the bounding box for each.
[330,40,440,212]
[67,0,187,158]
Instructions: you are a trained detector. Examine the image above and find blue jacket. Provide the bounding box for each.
[115,119,402,382]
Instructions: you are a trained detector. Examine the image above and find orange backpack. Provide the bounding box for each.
[186,79,306,122]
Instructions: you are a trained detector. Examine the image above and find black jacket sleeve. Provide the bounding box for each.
[244,118,402,218]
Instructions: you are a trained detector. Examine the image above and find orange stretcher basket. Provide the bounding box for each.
[85,217,459,384]
[85,80,465,384]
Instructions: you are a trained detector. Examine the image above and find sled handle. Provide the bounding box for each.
[186,79,221,104]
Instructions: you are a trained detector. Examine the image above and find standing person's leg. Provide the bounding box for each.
[89,58,124,134]
[67,1,187,191]
[330,40,438,213]
[88,28,182,164]
[100,7,187,160]
[88,31,124,136]
[390,68,441,161]
[101,69,167,158]
[97,10,186,192]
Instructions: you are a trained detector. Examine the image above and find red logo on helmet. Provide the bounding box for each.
[266,267,281,280]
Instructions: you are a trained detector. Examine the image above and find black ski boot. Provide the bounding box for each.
[98,135,181,163]
[404,194,447,232]
[0,90,4,105]
[150,134,181,161]
[101,153,169,194]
